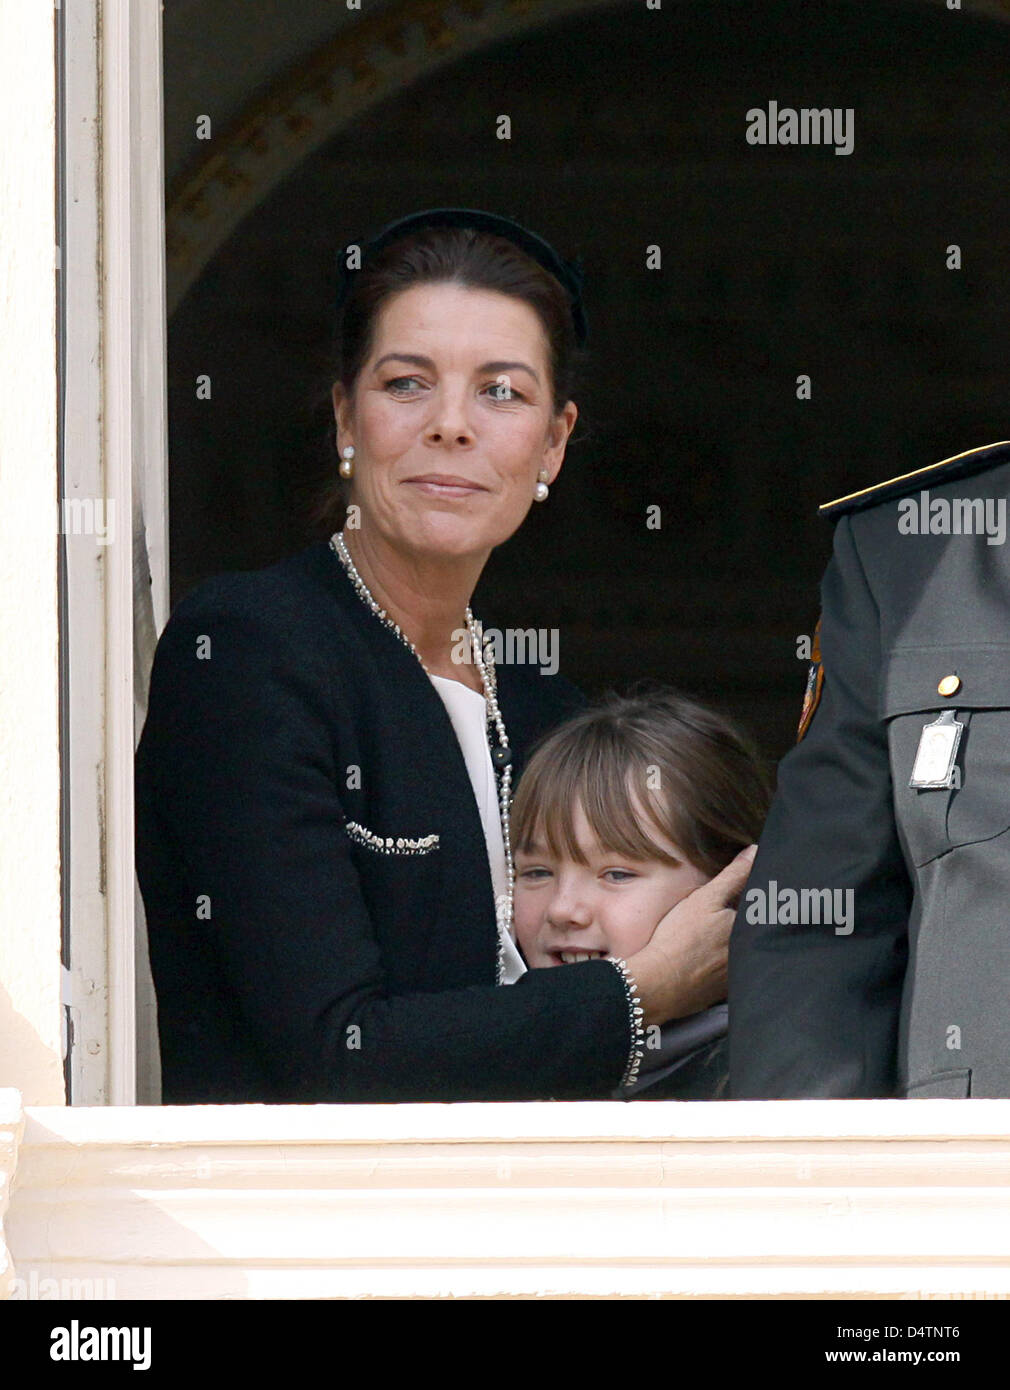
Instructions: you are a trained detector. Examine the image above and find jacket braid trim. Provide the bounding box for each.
[344,820,440,855]
[607,957,647,1090]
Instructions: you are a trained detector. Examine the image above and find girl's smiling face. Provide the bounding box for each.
[514,799,710,967]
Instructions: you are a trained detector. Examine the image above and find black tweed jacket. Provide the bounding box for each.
[135,540,645,1104]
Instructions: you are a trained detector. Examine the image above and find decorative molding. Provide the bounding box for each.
[8,1100,1010,1299]
[99,0,172,1105]
[164,0,1010,318]
[0,1091,25,1301]
[165,0,618,315]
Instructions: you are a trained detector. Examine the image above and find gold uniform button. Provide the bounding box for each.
[937,674,961,697]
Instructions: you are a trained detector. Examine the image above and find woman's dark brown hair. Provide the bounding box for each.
[512,686,771,879]
[305,222,587,535]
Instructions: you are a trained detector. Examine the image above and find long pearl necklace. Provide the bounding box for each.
[329,531,515,985]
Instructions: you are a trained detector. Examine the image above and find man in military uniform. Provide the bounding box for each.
[728,440,1010,1099]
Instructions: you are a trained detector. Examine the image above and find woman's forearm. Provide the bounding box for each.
[244,957,633,1102]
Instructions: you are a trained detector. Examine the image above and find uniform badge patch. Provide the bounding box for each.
[797,617,823,743]
[909,708,963,789]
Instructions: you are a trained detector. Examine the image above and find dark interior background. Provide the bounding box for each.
[164,0,1010,766]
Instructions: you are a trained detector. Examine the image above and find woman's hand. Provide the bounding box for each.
[622,844,758,1026]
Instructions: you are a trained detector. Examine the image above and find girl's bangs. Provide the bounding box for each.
[519,740,682,867]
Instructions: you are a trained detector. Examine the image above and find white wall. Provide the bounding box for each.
[0,0,65,1106]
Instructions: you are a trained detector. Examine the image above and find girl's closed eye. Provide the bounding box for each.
[518,865,552,882]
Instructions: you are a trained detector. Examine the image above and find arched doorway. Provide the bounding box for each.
[164,0,1010,758]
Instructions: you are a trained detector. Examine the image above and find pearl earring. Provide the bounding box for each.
[339,445,355,479]
[534,468,550,503]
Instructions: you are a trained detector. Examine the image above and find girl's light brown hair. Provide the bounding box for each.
[511,686,771,878]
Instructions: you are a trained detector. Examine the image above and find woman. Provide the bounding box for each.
[135,206,754,1104]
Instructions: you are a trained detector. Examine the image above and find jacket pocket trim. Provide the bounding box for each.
[343,820,439,855]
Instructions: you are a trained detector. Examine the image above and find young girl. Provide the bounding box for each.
[511,687,770,1099]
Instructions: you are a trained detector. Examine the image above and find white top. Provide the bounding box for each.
[429,673,527,984]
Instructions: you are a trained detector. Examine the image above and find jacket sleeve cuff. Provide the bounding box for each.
[605,957,647,1091]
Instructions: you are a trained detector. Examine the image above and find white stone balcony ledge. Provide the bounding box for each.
[4,1091,1010,1300]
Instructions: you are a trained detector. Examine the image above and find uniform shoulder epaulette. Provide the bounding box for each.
[818,440,1010,519]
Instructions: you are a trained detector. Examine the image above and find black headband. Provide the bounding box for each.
[334,207,588,346]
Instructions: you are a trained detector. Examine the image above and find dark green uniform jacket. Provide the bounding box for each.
[728,440,1010,1099]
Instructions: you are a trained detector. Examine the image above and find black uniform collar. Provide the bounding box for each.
[819,439,1010,520]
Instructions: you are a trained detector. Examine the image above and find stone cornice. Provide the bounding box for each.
[8,1099,1010,1298]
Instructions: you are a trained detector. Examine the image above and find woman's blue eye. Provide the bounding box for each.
[486,382,525,402]
[385,377,525,401]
